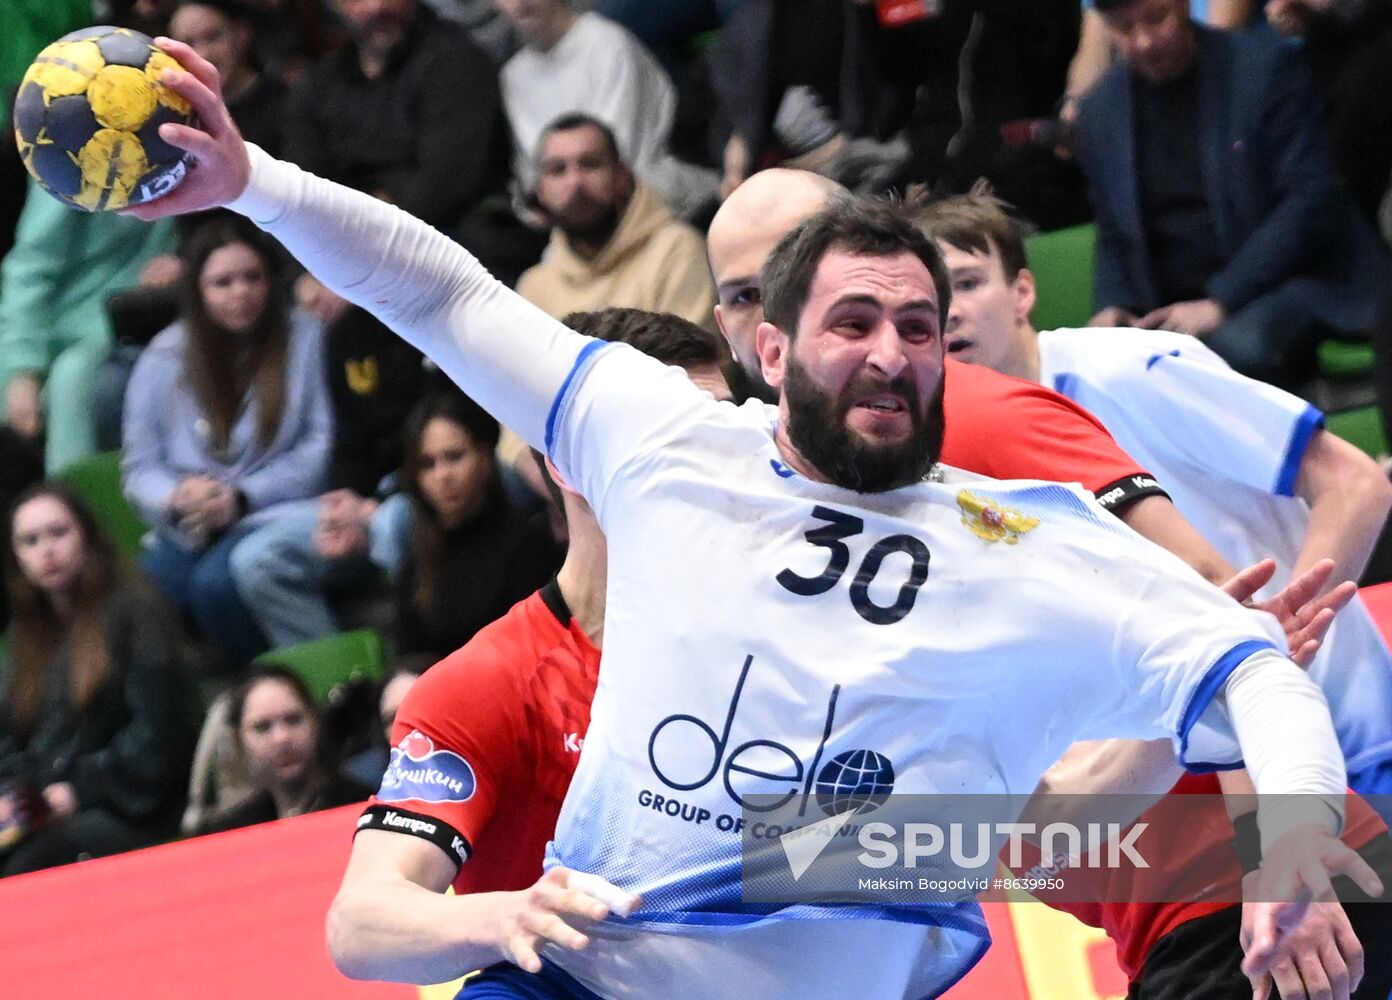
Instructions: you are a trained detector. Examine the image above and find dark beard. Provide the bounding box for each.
[557,202,621,249]
[782,354,944,493]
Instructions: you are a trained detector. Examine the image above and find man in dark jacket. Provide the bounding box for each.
[1074,0,1386,389]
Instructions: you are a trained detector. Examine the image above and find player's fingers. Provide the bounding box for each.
[155,121,220,163]
[562,870,641,917]
[1249,970,1274,1000]
[1243,904,1281,976]
[1224,559,1277,604]
[152,37,222,98]
[1295,947,1338,1000]
[1308,581,1356,623]
[1289,637,1321,670]
[1271,956,1309,1000]
[1333,917,1364,992]
[157,65,233,140]
[1317,939,1352,1000]
[1326,848,1383,898]
[506,934,544,975]
[521,910,590,952]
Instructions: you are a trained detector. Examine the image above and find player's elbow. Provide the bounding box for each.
[325,890,375,981]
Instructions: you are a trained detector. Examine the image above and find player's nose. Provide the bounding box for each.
[864,320,909,378]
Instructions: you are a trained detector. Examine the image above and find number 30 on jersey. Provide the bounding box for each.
[776,505,930,625]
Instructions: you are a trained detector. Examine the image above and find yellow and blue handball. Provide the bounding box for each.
[13,26,197,212]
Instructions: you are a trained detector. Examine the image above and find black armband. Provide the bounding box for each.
[1232,810,1262,875]
[1093,474,1170,513]
[356,804,471,869]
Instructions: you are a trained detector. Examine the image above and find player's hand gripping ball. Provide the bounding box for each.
[12,26,198,212]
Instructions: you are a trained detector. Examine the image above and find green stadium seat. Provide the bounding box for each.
[1317,339,1375,380]
[255,628,387,703]
[1025,223,1097,332]
[56,450,147,556]
[1325,403,1388,457]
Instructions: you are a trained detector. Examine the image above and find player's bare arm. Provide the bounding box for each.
[328,831,637,984]
[1294,429,1392,594]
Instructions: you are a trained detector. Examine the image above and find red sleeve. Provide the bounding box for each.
[940,360,1152,496]
[356,617,530,869]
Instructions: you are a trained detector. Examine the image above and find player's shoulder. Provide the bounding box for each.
[1039,327,1206,388]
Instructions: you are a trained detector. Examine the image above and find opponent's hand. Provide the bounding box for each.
[1242,894,1363,1000]
[122,37,251,220]
[1241,825,1383,981]
[1223,559,1353,668]
[488,867,641,975]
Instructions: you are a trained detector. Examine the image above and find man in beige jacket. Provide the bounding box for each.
[517,113,716,329]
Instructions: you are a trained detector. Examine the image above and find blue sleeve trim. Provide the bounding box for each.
[544,338,608,453]
[1274,404,1324,497]
[1177,639,1278,771]
[1052,373,1079,399]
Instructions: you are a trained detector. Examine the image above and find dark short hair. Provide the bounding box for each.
[562,307,730,369]
[761,198,951,339]
[537,112,623,165]
[907,183,1030,280]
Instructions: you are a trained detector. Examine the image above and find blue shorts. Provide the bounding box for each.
[458,961,604,1000]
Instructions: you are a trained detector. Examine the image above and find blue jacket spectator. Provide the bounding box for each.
[1075,8,1386,388]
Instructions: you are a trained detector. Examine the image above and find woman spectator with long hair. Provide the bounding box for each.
[191,664,370,835]
[391,391,561,659]
[122,218,332,673]
[0,483,200,876]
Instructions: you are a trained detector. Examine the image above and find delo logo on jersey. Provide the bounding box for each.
[377,730,476,804]
[647,654,895,818]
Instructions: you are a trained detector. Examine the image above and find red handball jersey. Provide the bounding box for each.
[941,359,1163,510]
[356,580,600,895]
[1013,772,1387,980]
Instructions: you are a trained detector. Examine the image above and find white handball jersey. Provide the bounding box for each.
[226,147,1336,1000]
[542,343,1285,1000]
[1040,327,1392,776]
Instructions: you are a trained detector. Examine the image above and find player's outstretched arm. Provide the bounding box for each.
[327,830,640,984]
[126,39,588,452]
[1293,429,1392,594]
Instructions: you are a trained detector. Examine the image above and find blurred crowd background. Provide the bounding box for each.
[0,0,1389,877]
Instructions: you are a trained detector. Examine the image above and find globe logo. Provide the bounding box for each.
[815,749,896,816]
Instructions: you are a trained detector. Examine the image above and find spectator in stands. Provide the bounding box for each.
[90,0,293,451]
[0,190,177,472]
[0,483,200,876]
[495,0,719,220]
[282,0,525,279]
[229,314,444,650]
[191,664,372,834]
[1263,0,1392,230]
[390,391,561,660]
[517,114,716,328]
[342,658,426,787]
[122,218,332,674]
[1075,0,1386,388]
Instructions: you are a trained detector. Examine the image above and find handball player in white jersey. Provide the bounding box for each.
[131,41,1382,1000]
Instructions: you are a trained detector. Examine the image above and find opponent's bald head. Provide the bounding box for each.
[707,170,844,390]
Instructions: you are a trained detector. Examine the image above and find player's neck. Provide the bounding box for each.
[1008,323,1042,385]
[1018,328,1041,387]
[556,540,607,647]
